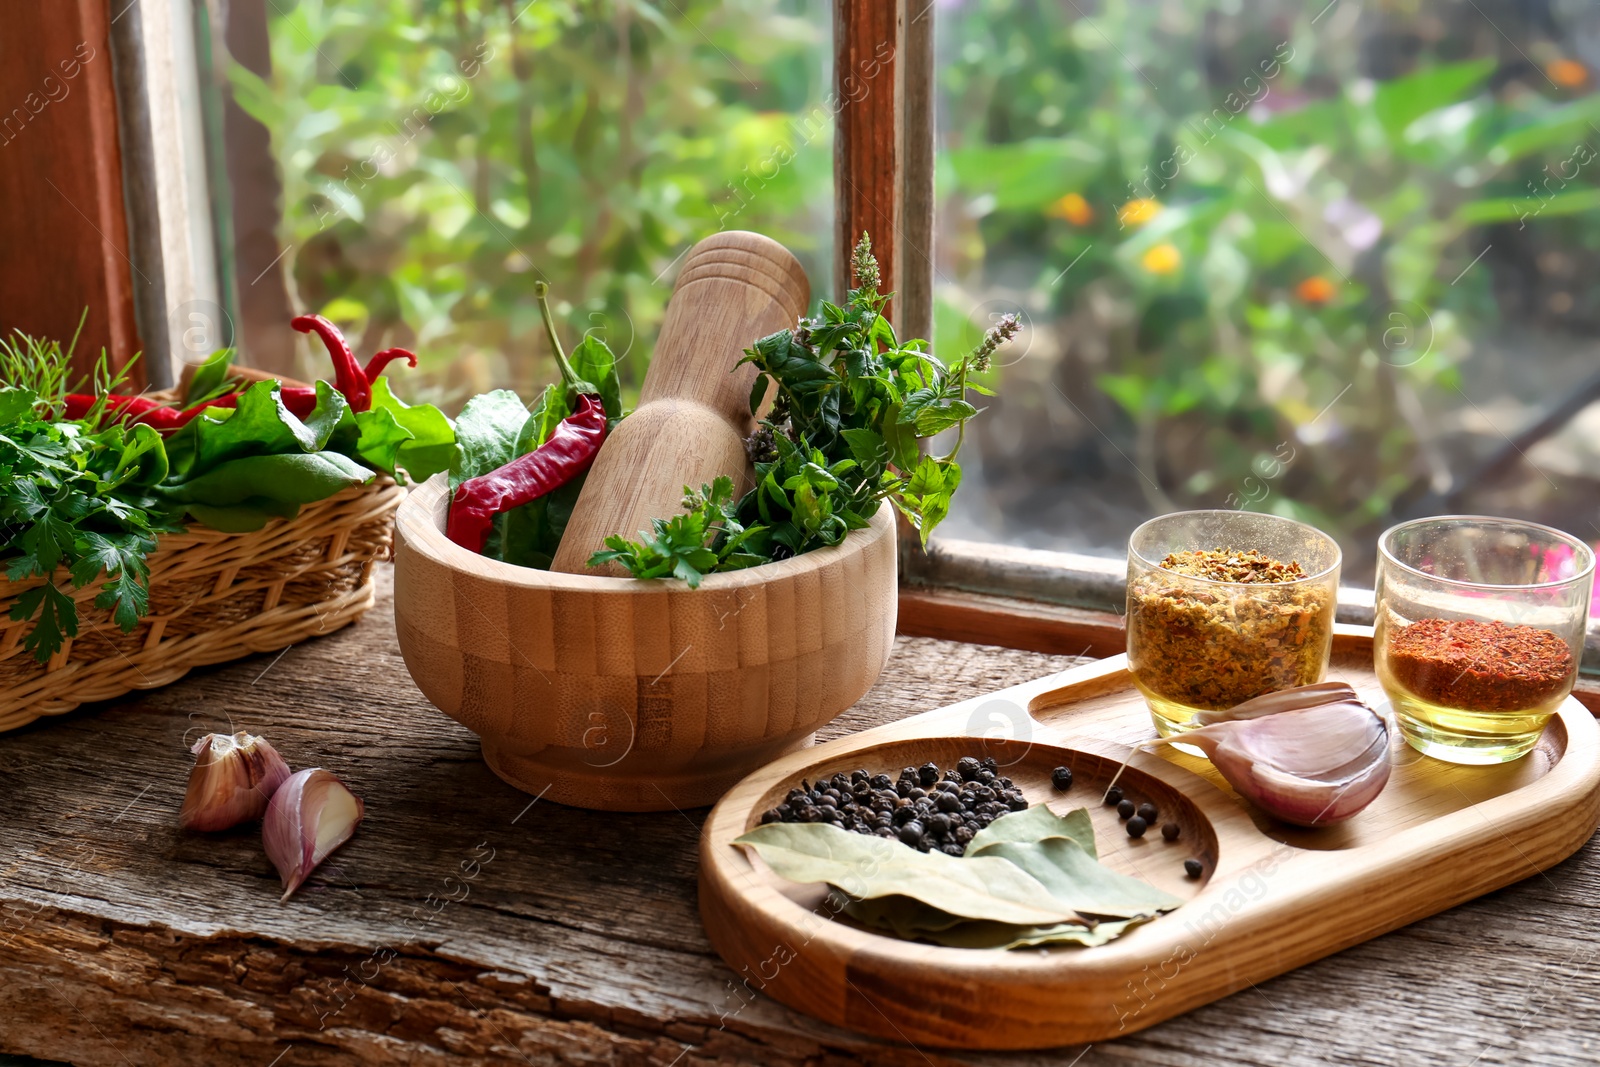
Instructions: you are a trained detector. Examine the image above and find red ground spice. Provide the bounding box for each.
[1384,618,1574,712]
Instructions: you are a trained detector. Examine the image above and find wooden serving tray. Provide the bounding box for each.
[699,627,1600,1049]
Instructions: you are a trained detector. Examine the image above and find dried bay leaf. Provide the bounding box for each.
[966,837,1183,919]
[914,916,1148,951]
[967,803,1099,858]
[734,822,1078,926]
[739,805,1182,951]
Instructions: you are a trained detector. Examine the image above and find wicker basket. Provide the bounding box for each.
[0,479,405,733]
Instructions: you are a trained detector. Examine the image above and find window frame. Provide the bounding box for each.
[96,0,1599,685]
[833,0,1600,682]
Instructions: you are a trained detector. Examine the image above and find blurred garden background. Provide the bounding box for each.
[220,0,1600,581]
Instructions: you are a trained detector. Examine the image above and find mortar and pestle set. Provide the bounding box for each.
[393,233,898,810]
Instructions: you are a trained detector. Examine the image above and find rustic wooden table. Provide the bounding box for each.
[1,567,1596,1067]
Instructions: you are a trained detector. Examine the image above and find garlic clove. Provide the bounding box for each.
[1191,681,1359,725]
[263,768,364,902]
[1146,690,1391,828]
[179,732,293,832]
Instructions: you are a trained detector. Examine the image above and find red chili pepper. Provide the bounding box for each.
[61,392,241,430]
[59,317,416,432]
[291,314,372,412]
[446,394,608,553]
[446,282,613,554]
[365,348,418,381]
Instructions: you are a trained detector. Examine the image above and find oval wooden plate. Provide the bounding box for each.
[698,628,1600,1049]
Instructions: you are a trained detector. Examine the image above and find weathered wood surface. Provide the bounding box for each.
[1,566,1598,1066]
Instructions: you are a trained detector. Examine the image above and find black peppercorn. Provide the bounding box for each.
[1136,802,1158,823]
[764,758,1038,854]
[1051,766,1073,790]
[1117,799,1135,820]
[1161,822,1180,841]
[1184,858,1203,879]
[1126,816,1148,838]
[1105,786,1123,805]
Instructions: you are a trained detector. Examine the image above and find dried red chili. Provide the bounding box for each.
[446,285,610,554]
[62,317,418,431]
[60,391,242,430]
[1385,618,1574,712]
[445,393,608,553]
[291,314,372,412]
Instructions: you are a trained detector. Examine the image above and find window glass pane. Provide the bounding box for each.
[216,0,831,408]
[934,0,1600,583]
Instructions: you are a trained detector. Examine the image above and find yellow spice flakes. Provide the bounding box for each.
[1128,547,1333,711]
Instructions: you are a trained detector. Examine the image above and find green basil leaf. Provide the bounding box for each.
[159,451,372,507]
[183,348,238,407]
[515,383,569,455]
[181,499,302,533]
[367,377,455,482]
[353,405,414,477]
[571,334,623,420]
[449,388,528,490]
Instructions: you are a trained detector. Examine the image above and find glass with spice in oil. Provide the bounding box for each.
[1375,516,1593,765]
[1126,511,1341,743]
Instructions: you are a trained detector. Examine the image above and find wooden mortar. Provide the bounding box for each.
[550,230,810,575]
[393,476,897,810]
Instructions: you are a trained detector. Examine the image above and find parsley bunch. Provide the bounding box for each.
[0,348,179,661]
[590,233,1020,584]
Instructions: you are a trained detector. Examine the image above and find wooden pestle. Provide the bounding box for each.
[550,231,810,575]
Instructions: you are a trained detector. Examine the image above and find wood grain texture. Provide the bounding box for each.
[2,581,1600,1066]
[0,0,143,385]
[551,230,810,575]
[395,475,895,810]
[900,587,1128,659]
[700,626,1600,1049]
[833,0,900,307]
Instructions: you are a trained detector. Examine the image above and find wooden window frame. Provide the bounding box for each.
[831,0,1600,694]
[22,1,1589,694]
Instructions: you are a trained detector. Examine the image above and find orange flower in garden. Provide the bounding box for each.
[1048,192,1095,226]
[1296,276,1337,304]
[1547,59,1588,88]
[1118,198,1163,227]
[1141,243,1182,275]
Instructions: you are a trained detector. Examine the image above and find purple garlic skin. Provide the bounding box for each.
[263,768,364,902]
[179,732,293,832]
[1148,684,1391,828]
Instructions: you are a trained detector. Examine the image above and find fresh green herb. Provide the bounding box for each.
[0,314,89,417]
[449,284,628,567]
[1,331,456,660]
[0,382,177,661]
[587,476,766,586]
[593,232,1019,583]
[183,348,242,408]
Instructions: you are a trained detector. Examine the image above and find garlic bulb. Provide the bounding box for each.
[263,768,364,902]
[179,732,292,832]
[1146,684,1390,828]
[1190,681,1362,725]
